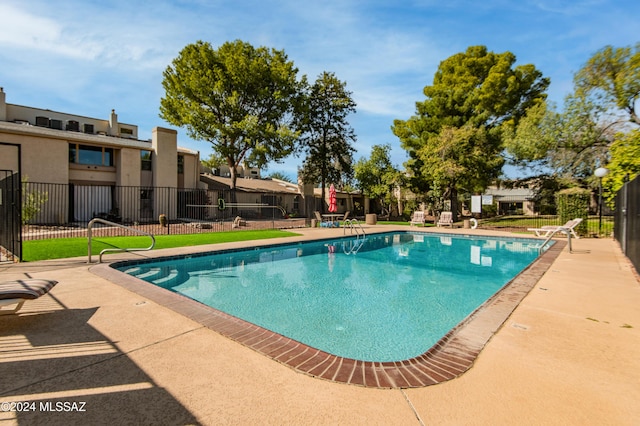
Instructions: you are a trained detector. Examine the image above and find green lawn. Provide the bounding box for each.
[481,215,614,236]
[377,216,613,236]
[23,229,300,262]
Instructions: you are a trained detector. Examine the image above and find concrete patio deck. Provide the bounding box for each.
[1,226,639,425]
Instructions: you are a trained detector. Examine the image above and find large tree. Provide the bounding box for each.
[354,144,404,217]
[505,43,640,187]
[603,129,640,204]
[504,95,613,179]
[160,40,305,190]
[298,72,356,209]
[393,46,549,219]
[575,43,640,126]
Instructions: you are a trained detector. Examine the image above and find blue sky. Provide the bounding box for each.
[1,0,638,180]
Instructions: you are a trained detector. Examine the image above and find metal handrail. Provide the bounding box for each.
[538,226,572,254]
[342,237,365,255]
[88,218,156,263]
[343,218,365,236]
[342,219,366,255]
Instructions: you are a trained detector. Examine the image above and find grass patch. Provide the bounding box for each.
[23,229,300,262]
[481,216,614,235]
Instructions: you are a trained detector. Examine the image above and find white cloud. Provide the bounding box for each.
[2,0,638,178]
[0,2,180,71]
[0,4,76,56]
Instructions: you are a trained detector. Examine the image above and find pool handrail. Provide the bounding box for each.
[87,218,156,263]
[343,218,365,237]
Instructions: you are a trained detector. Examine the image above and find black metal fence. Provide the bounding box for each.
[473,195,613,237]
[12,181,623,244]
[21,182,308,240]
[614,175,640,274]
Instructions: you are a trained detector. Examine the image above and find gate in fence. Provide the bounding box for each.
[0,143,22,262]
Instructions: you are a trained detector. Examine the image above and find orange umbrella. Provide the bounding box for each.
[328,184,337,213]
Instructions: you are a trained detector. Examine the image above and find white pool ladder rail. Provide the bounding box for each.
[342,219,366,255]
[88,218,156,263]
[343,218,365,237]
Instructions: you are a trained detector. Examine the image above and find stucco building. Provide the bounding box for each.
[0,87,199,223]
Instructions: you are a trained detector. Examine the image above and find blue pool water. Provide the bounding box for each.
[114,232,545,362]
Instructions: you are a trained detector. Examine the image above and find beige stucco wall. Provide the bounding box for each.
[524,200,535,215]
[116,148,142,187]
[68,165,116,185]
[114,148,142,221]
[180,152,199,189]
[152,127,178,188]
[152,127,178,220]
[0,132,69,184]
[0,143,20,171]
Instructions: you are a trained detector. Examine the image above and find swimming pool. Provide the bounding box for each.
[112,232,547,363]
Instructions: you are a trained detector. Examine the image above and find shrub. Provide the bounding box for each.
[22,177,48,225]
[555,188,589,236]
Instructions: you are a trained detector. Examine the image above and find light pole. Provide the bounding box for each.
[594,167,609,236]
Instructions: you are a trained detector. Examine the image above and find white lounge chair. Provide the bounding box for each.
[410,211,426,227]
[437,212,453,227]
[528,218,583,239]
[0,279,58,315]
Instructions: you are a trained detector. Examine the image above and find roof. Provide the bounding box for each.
[312,187,358,198]
[200,174,301,194]
[484,187,535,200]
[0,120,198,156]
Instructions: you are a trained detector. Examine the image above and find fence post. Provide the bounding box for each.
[622,179,629,254]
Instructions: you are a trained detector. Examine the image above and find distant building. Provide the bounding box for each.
[0,87,199,222]
[200,165,366,219]
[200,168,306,219]
[483,187,536,215]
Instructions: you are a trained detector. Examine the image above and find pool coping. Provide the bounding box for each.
[91,232,566,389]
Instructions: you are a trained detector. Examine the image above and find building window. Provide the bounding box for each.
[69,145,77,163]
[69,144,114,166]
[293,196,300,212]
[177,155,184,174]
[141,151,152,171]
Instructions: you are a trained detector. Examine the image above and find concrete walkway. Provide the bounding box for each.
[0,227,639,425]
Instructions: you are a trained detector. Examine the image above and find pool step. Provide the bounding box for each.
[122,266,190,288]
[135,268,164,280]
[153,270,179,286]
[122,266,142,275]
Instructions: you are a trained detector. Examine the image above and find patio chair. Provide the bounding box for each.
[410,211,426,227]
[437,212,453,227]
[528,218,583,239]
[0,279,58,315]
[314,211,332,228]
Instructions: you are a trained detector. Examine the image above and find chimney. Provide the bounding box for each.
[108,109,118,136]
[0,87,6,122]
